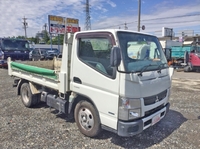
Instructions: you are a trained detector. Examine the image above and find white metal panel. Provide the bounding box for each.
[10,70,59,90]
[119,69,171,98]
[70,33,120,129]
[60,33,74,92]
[71,60,120,129]
[183,41,193,45]
[58,72,66,93]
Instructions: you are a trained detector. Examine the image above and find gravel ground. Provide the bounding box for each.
[0,68,200,149]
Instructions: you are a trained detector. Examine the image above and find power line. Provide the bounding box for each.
[99,13,200,29]
[126,13,200,25]
[140,13,200,22]
[140,20,200,25]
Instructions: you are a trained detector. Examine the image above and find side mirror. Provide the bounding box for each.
[110,46,121,67]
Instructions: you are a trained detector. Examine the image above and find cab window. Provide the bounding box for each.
[78,37,114,77]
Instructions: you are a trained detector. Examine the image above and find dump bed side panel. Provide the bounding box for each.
[8,58,60,90]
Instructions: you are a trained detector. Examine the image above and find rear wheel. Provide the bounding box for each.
[184,66,190,72]
[74,101,101,137]
[20,83,38,107]
[184,51,189,64]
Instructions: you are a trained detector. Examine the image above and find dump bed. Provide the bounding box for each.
[171,46,191,59]
[8,57,62,90]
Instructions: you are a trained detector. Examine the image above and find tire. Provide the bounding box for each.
[74,101,101,137]
[184,51,189,64]
[20,83,38,108]
[184,66,190,72]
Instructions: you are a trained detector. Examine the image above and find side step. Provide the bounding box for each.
[45,94,68,114]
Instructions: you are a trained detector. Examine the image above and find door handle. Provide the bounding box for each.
[73,77,82,84]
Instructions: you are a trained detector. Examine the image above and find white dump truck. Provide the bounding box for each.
[8,29,173,137]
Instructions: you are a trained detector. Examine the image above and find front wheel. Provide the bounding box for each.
[74,101,101,137]
[20,83,39,107]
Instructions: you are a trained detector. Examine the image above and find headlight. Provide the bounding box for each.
[121,98,131,109]
[119,97,141,120]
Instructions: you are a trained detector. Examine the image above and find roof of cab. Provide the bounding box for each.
[74,29,153,36]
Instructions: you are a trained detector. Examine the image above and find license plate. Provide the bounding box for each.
[152,114,161,125]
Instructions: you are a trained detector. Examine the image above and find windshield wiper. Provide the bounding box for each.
[138,64,157,76]
[157,63,168,73]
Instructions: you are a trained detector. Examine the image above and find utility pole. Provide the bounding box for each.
[84,0,91,30]
[22,16,28,38]
[124,22,128,30]
[138,0,141,32]
[43,23,47,31]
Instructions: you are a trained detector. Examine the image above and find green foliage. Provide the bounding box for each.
[42,30,50,43]
[6,32,64,45]
[25,37,39,44]
[47,34,64,45]
[15,36,26,39]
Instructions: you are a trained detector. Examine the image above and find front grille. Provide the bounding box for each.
[143,90,167,106]
[144,104,164,117]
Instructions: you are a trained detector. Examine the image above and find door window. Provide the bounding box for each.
[78,37,114,77]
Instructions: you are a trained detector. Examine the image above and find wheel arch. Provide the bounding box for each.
[17,79,41,95]
[17,79,28,95]
[70,93,101,121]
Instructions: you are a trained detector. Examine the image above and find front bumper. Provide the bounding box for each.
[0,60,7,67]
[117,103,170,137]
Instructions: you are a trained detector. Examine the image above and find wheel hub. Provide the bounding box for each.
[79,108,94,130]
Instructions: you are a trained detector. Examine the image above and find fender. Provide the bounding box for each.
[16,79,41,95]
[29,82,41,94]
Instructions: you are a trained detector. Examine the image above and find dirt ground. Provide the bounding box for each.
[0,68,200,149]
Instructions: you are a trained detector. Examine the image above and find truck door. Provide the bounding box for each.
[71,32,120,129]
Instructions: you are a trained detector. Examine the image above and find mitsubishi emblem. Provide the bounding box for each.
[155,96,159,103]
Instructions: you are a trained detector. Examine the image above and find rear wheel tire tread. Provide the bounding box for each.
[20,83,38,108]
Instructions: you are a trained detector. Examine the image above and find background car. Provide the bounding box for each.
[0,50,7,67]
[29,49,33,60]
[45,48,60,60]
[31,48,60,61]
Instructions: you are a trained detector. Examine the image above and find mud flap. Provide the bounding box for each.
[29,82,41,94]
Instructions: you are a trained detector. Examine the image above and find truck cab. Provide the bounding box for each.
[184,45,200,72]
[68,30,171,136]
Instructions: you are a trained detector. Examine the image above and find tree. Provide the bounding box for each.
[47,34,64,45]
[42,30,50,43]
[27,37,39,44]
[16,36,26,39]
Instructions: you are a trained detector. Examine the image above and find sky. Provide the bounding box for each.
[0,0,200,38]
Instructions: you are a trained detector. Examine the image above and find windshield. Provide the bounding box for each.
[191,46,200,53]
[2,39,30,50]
[117,32,168,73]
[40,49,48,54]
